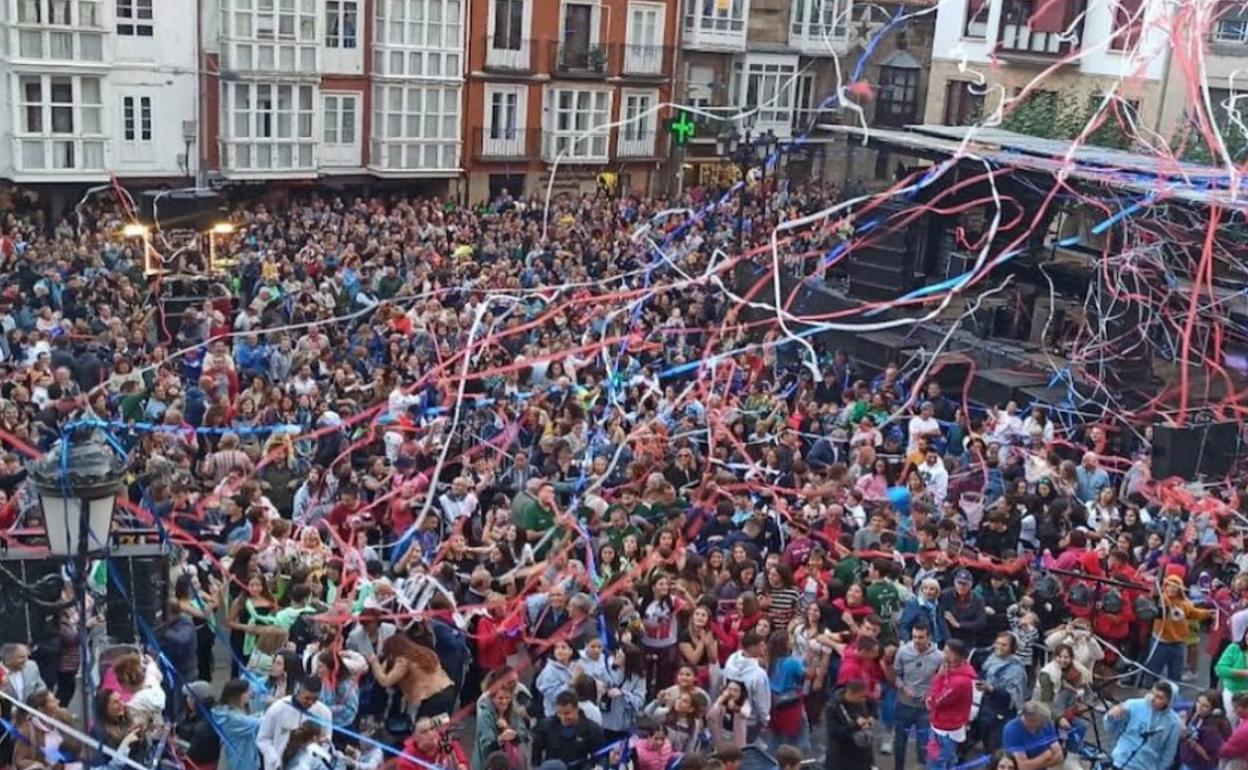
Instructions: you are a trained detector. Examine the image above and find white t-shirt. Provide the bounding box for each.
[908,415,941,452]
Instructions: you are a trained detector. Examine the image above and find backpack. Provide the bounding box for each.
[1067,582,1092,609]
[1133,597,1160,621]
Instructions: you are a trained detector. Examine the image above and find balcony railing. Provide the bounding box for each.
[473,127,538,159]
[996,0,1082,59]
[543,131,609,163]
[481,35,536,72]
[620,44,672,77]
[617,131,659,158]
[791,106,841,132]
[550,41,609,77]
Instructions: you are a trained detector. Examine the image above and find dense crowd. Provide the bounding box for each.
[0,184,1246,770]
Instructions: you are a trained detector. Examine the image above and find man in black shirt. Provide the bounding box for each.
[531,690,605,769]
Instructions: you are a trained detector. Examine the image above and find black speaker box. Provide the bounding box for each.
[1152,421,1240,480]
[105,546,169,645]
[0,557,64,648]
[855,331,922,371]
[967,369,1049,409]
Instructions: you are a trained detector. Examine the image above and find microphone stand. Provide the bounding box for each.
[1110,726,1162,770]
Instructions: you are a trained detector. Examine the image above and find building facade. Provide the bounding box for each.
[676,0,851,186]
[461,0,679,201]
[0,0,200,183]
[1155,3,1247,153]
[922,0,1170,129]
[201,0,464,190]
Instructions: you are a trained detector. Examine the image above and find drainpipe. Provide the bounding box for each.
[669,0,687,195]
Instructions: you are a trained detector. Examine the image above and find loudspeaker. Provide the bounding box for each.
[1151,421,1240,480]
[967,369,1049,409]
[137,189,227,232]
[105,547,169,645]
[0,557,64,648]
[855,331,922,371]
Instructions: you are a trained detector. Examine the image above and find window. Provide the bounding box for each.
[492,0,523,49]
[791,0,846,40]
[547,88,610,159]
[792,72,815,128]
[373,0,464,77]
[14,75,105,171]
[20,78,43,133]
[733,59,797,124]
[370,84,461,170]
[963,0,988,37]
[875,66,918,127]
[15,0,103,59]
[222,0,318,71]
[625,3,664,74]
[686,0,745,33]
[1110,0,1141,49]
[488,88,521,138]
[944,80,984,125]
[123,96,153,141]
[687,65,714,108]
[323,94,358,143]
[1216,11,1248,44]
[222,82,315,171]
[326,0,358,47]
[619,90,657,157]
[117,0,153,35]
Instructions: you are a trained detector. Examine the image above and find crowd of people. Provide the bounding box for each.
[0,185,1246,770]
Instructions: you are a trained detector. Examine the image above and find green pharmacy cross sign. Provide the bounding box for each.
[669,112,696,144]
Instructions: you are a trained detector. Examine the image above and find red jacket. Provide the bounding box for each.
[927,661,977,732]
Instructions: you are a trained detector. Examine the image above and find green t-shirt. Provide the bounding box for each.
[834,555,861,586]
[601,520,642,550]
[866,580,903,643]
[517,500,555,533]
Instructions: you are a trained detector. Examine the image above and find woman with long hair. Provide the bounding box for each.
[228,573,277,673]
[369,631,455,720]
[14,690,84,770]
[1179,690,1231,770]
[92,688,147,767]
[767,630,809,751]
[761,564,801,629]
[251,651,303,714]
[677,605,719,686]
[706,680,753,750]
[639,574,684,694]
[213,679,263,770]
[281,723,328,770]
[599,643,647,741]
[472,671,531,770]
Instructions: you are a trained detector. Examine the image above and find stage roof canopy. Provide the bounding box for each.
[822,123,1248,211]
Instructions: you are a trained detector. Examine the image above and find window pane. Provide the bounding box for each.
[22,140,45,169]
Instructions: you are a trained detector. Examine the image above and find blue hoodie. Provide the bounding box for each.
[1104,696,1181,770]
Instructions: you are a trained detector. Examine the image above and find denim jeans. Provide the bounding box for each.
[894,702,931,770]
[927,732,961,770]
[1145,639,1186,685]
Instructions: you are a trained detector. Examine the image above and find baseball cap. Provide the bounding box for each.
[954,569,974,585]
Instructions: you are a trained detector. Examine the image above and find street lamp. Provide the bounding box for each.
[208,221,237,274]
[121,223,157,277]
[29,419,126,727]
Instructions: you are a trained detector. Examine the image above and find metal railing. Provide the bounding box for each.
[472,127,537,159]
[551,40,609,76]
[480,35,536,72]
[997,0,1082,57]
[617,130,659,157]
